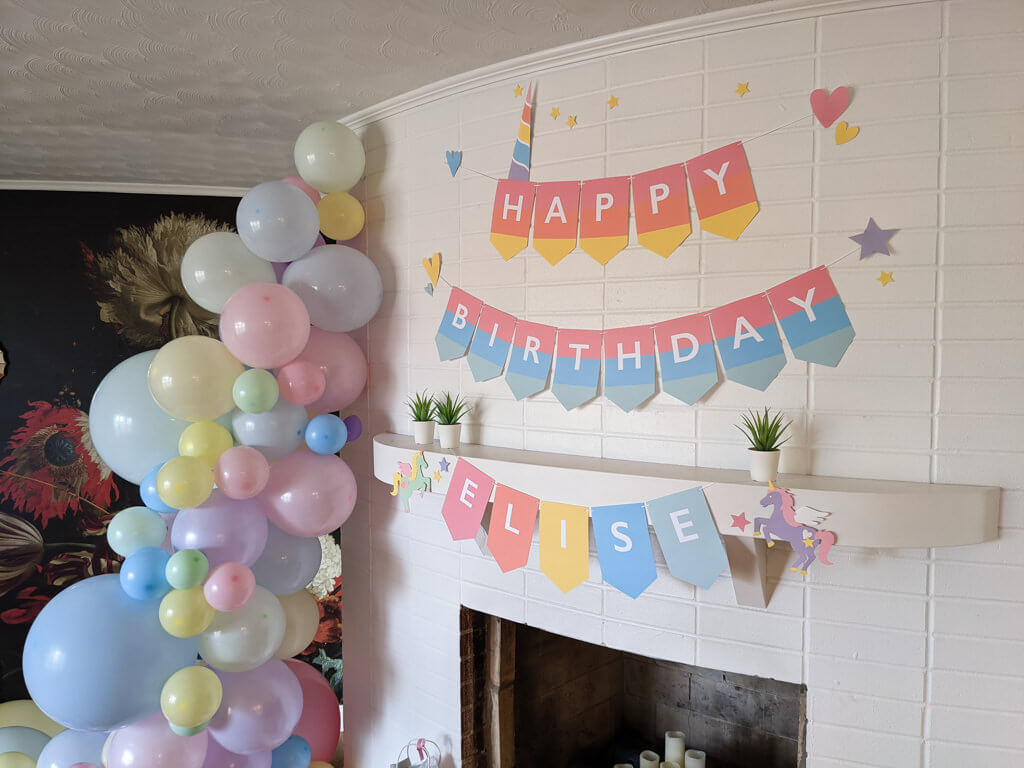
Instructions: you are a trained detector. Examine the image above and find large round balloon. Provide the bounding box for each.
[181,233,277,313]
[88,351,191,484]
[250,523,321,596]
[236,182,320,263]
[197,586,285,672]
[284,660,340,762]
[286,328,367,414]
[0,726,48,759]
[202,739,272,768]
[293,121,365,193]
[23,574,198,731]
[261,452,356,537]
[171,490,269,570]
[149,336,244,422]
[36,728,107,768]
[232,400,307,460]
[274,589,320,659]
[106,712,208,768]
[282,245,382,333]
[218,283,310,369]
[209,661,302,755]
[0,700,64,737]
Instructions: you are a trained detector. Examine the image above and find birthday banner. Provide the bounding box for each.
[435,265,855,409]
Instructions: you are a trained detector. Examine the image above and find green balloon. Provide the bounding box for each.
[169,719,210,737]
[232,368,279,414]
[165,549,209,590]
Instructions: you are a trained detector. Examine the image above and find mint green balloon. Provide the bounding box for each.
[170,719,210,737]
[165,549,210,590]
[232,368,279,414]
[106,506,167,558]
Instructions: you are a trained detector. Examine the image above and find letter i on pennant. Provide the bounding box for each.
[440,459,495,541]
[435,287,483,361]
[539,501,590,593]
[632,164,691,258]
[490,179,536,260]
[551,328,603,410]
[487,484,539,572]
[467,305,517,381]
[686,142,759,240]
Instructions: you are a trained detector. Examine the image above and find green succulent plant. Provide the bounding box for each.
[434,392,471,426]
[405,391,436,422]
[736,407,791,452]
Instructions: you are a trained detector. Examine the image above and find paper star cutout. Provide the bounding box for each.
[438,457,450,472]
[735,82,750,97]
[877,271,895,287]
[550,106,560,119]
[433,471,442,482]
[850,218,899,260]
[513,84,522,97]
[607,94,619,109]
[566,115,577,128]
[730,513,751,532]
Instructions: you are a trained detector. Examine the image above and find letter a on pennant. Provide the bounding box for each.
[767,266,855,367]
[490,179,535,260]
[440,459,495,541]
[591,503,657,598]
[435,287,483,361]
[708,293,786,390]
[539,501,590,593]
[686,142,759,240]
[532,181,580,265]
[579,176,630,265]
[632,164,691,258]
[487,484,539,572]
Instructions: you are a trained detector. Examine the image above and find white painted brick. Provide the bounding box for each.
[934,561,1024,602]
[948,0,1024,37]
[525,600,604,645]
[460,582,526,624]
[808,622,925,667]
[608,39,702,86]
[807,655,924,701]
[928,742,1023,768]
[699,604,804,650]
[930,707,1024,749]
[933,596,1024,641]
[950,36,1024,75]
[698,638,803,683]
[604,589,697,632]
[705,19,815,68]
[603,619,697,664]
[808,690,922,736]
[946,113,1023,152]
[820,42,940,85]
[930,669,1024,713]
[932,634,1024,676]
[808,585,927,631]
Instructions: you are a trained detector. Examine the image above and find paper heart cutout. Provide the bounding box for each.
[445,150,462,177]
[422,252,441,287]
[835,121,859,145]
[810,87,850,128]
[424,283,434,296]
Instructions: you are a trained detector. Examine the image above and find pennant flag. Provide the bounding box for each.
[487,484,539,573]
[533,181,580,265]
[507,82,535,181]
[435,287,483,361]
[709,293,787,390]
[647,488,727,590]
[538,501,590,593]
[440,459,495,541]
[603,325,656,412]
[686,142,759,240]
[551,328,602,410]
[653,313,719,405]
[506,320,556,400]
[467,305,516,381]
[490,180,535,260]
[590,503,657,599]
[632,164,691,257]
[579,176,630,265]
[767,266,855,366]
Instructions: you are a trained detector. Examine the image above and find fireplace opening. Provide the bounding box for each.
[460,607,806,768]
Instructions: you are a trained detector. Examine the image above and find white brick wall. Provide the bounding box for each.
[341,1,1024,765]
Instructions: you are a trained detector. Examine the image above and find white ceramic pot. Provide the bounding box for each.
[437,423,462,450]
[412,420,435,445]
[749,449,781,482]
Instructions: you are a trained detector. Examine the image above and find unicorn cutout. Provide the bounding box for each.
[753,482,836,574]
[391,451,432,513]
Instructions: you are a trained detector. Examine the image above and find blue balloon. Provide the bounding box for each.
[0,725,50,759]
[140,461,177,514]
[304,414,347,455]
[119,546,171,600]
[23,574,198,731]
[250,522,322,595]
[237,181,320,263]
[36,728,108,768]
[270,735,312,768]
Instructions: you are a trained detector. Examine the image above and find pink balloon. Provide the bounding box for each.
[219,283,310,369]
[216,446,271,500]
[209,660,302,755]
[288,327,367,414]
[107,711,208,768]
[276,360,326,406]
[202,739,272,768]
[284,659,341,762]
[261,452,356,537]
[70,764,100,768]
[204,562,256,612]
[281,175,321,206]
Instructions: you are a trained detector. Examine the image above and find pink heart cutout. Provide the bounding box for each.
[810,87,850,128]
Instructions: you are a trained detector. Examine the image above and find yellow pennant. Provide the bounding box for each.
[538,501,590,593]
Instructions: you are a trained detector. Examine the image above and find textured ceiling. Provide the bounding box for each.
[0,0,761,188]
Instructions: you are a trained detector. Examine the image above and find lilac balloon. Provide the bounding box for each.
[202,739,272,768]
[107,712,208,768]
[342,414,362,441]
[250,522,322,595]
[171,490,269,569]
[209,660,303,755]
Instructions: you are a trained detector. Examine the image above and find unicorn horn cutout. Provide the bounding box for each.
[768,480,776,490]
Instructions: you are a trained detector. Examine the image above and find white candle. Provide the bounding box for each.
[684,749,706,768]
[661,762,681,768]
[665,731,686,763]
[639,750,660,768]
[613,765,632,768]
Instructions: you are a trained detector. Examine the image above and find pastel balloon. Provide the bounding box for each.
[274,589,320,660]
[202,739,272,768]
[262,452,357,537]
[0,726,49,759]
[283,660,339,762]
[236,182,320,263]
[204,563,256,612]
[157,455,215,510]
[148,336,244,422]
[171,490,269,569]
[270,735,311,768]
[36,728,107,768]
[166,549,210,590]
[316,192,364,241]
[304,413,347,455]
[159,586,216,638]
[219,283,310,369]
[170,721,211,737]
[120,546,171,600]
[232,369,279,414]
[106,711,208,768]
[282,245,382,333]
[276,361,326,406]
[215,446,271,500]
[208,661,302,755]
[293,121,364,193]
[161,666,223,729]
[310,763,333,768]
[287,328,367,413]
[107,506,166,557]
[181,232,276,313]
[141,461,178,513]
[0,700,64,737]
[179,421,235,468]
[281,175,321,206]
[0,754,34,768]
[197,586,285,672]
[232,400,308,460]
[24,574,198,731]
[250,523,322,596]
[342,414,362,441]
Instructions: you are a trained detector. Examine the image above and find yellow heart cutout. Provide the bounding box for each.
[835,121,859,145]
[422,252,441,288]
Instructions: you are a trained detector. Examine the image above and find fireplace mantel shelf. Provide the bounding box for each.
[372,433,1000,607]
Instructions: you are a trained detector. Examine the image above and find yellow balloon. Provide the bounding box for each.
[317,192,365,241]
[274,588,321,659]
[179,420,234,468]
[159,586,216,638]
[0,699,64,735]
[161,665,223,728]
[0,753,35,768]
[148,336,244,422]
[157,455,214,509]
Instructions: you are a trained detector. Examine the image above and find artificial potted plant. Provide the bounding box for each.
[736,407,791,482]
[434,392,471,450]
[407,390,436,445]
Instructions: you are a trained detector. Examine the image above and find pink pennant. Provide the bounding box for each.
[441,459,495,541]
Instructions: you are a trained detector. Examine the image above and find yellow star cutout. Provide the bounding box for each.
[566,115,577,129]
[607,94,619,109]
[877,271,895,286]
[513,84,522,98]
[550,106,560,119]
[735,82,750,98]
[433,471,442,482]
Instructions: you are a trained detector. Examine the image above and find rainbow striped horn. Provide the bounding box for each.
[507,81,535,181]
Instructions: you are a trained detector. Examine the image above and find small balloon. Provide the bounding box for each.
[169,721,210,737]
[181,232,276,313]
[236,182,320,263]
[159,586,216,638]
[166,549,210,591]
[282,245,382,333]
[304,414,347,455]
[161,665,223,729]
[157,456,215,510]
[215,446,271,500]
[141,461,178,514]
[270,735,311,768]
[316,192,364,241]
[106,712,207,768]
[197,587,285,672]
[204,562,256,612]
[281,175,321,206]
[232,399,308,460]
[274,589,320,660]
[232,369,280,414]
[250,523,322,596]
[287,328,367,414]
[293,121,365,194]
[276,361,326,406]
[148,336,244,422]
[219,283,311,369]
[120,546,171,600]
[107,506,167,558]
[179,420,235,468]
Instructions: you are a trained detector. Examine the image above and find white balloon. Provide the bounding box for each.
[197,586,285,672]
[293,121,365,193]
[236,181,320,263]
[282,245,383,332]
[180,232,276,313]
[231,400,307,460]
[274,589,320,659]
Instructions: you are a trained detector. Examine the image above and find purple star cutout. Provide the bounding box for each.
[850,218,899,260]
[730,513,751,532]
[439,457,450,473]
